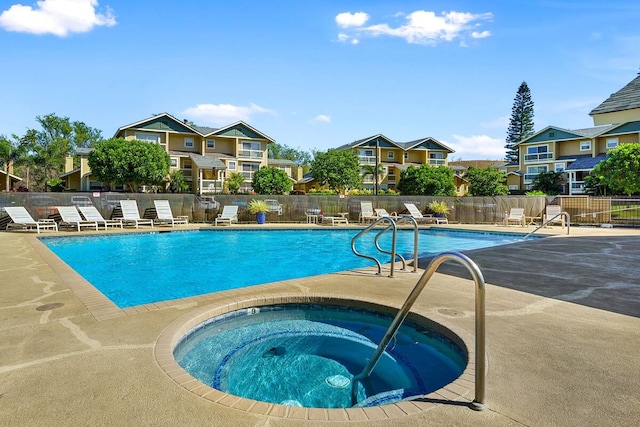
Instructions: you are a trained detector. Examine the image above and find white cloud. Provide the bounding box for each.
[0,0,116,37]
[337,9,493,46]
[336,11,369,28]
[337,32,360,44]
[311,114,331,123]
[446,134,505,159]
[181,103,275,125]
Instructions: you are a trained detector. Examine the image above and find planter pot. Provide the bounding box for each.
[256,212,267,224]
[434,213,446,218]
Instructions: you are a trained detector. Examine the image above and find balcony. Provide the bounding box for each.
[428,159,446,166]
[200,179,223,194]
[241,171,255,181]
[238,149,264,161]
[524,152,553,162]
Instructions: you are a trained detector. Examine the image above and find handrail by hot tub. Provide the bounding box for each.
[350,251,487,411]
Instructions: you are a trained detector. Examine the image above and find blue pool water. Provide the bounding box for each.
[174,304,466,408]
[42,229,524,308]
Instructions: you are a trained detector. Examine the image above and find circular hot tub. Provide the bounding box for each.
[156,296,474,419]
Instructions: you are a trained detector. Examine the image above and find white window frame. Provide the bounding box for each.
[227,161,236,170]
[606,138,618,149]
[554,163,565,172]
[359,149,374,157]
[387,152,394,159]
[580,141,591,151]
[206,139,215,149]
[508,184,519,190]
[242,141,261,151]
[170,157,179,168]
[134,132,160,144]
[184,137,195,148]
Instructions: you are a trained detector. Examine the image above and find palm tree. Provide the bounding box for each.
[0,135,29,192]
[361,163,385,194]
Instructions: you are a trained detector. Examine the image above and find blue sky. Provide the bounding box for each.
[1,0,639,160]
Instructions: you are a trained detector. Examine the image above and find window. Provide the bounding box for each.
[184,137,194,148]
[508,184,520,190]
[227,161,236,170]
[527,146,548,154]
[580,141,591,151]
[134,132,159,143]
[359,149,374,157]
[170,157,178,168]
[525,165,548,182]
[387,152,394,159]
[206,139,215,149]
[606,138,618,149]
[525,145,552,161]
[554,163,565,172]
[429,152,444,159]
[242,142,261,151]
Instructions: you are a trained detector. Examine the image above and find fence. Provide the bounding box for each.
[2,192,638,226]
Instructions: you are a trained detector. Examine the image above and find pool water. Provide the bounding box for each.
[42,229,523,308]
[174,304,466,408]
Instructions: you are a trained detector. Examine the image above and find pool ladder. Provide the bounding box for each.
[351,216,419,277]
[350,251,487,411]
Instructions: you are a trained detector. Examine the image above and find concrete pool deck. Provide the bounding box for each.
[1,223,639,426]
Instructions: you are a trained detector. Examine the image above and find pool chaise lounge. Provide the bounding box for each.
[404,203,448,224]
[56,206,99,231]
[215,205,238,226]
[78,206,123,230]
[4,206,58,233]
[119,200,154,228]
[153,200,188,227]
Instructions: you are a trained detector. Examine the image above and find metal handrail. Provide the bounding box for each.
[524,211,570,238]
[350,251,487,411]
[351,217,398,276]
[373,216,419,273]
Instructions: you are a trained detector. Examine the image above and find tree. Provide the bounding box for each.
[505,81,535,163]
[531,171,563,195]
[252,166,292,194]
[167,170,190,193]
[226,172,245,194]
[0,134,30,192]
[88,138,170,192]
[396,165,455,196]
[21,113,102,191]
[466,166,509,196]
[310,150,362,193]
[267,143,312,166]
[591,143,640,195]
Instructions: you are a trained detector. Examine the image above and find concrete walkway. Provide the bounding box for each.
[1,224,639,426]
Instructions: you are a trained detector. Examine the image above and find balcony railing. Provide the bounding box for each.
[359,156,376,165]
[524,152,553,161]
[428,159,446,166]
[241,171,255,181]
[238,149,264,160]
[201,179,223,194]
[181,168,193,181]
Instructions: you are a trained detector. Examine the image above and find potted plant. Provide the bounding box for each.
[428,200,450,218]
[248,199,269,224]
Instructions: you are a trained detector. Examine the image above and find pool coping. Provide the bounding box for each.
[154,294,478,422]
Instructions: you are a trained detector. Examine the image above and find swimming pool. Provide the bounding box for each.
[42,229,525,308]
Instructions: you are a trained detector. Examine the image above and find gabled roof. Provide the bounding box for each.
[267,158,296,166]
[114,113,274,142]
[189,153,226,169]
[590,74,640,116]
[517,124,616,145]
[336,134,454,153]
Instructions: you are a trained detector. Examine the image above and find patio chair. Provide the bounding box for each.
[504,208,525,227]
[215,205,239,226]
[374,208,397,219]
[403,203,444,224]
[119,200,154,228]
[543,205,565,228]
[56,206,99,231]
[78,206,123,230]
[153,200,189,227]
[4,206,58,233]
[359,201,377,223]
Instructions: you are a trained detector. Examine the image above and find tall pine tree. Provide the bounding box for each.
[505,81,535,163]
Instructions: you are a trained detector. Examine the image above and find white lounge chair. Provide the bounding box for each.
[504,208,525,227]
[56,206,99,231]
[403,203,446,224]
[153,200,188,227]
[543,205,565,228]
[359,201,377,223]
[119,200,154,228]
[4,206,58,233]
[78,206,123,230]
[215,205,238,226]
[375,208,397,219]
